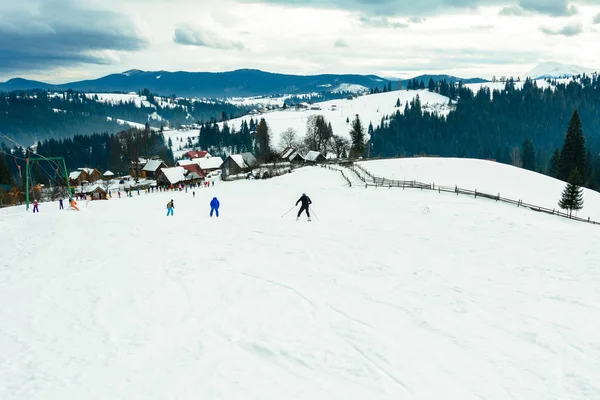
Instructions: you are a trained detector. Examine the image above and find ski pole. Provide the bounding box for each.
[311,208,319,221]
[281,205,296,218]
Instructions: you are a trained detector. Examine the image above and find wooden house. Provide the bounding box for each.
[183,150,211,160]
[141,160,168,178]
[304,151,327,164]
[221,153,257,180]
[86,185,108,200]
[280,147,306,165]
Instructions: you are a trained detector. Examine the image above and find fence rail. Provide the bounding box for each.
[321,164,352,187]
[348,163,599,226]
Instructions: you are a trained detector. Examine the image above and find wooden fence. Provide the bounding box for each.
[321,164,352,187]
[351,163,600,226]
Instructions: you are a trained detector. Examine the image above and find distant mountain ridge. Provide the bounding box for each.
[0,69,487,98]
[524,62,598,79]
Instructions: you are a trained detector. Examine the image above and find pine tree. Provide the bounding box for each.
[521,138,535,171]
[395,98,401,108]
[427,78,436,92]
[349,115,366,159]
[255,118,271,161]
[559,168,584,218]
[549,148,560,177]
[558,110,586,181]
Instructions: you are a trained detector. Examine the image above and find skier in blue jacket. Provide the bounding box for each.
[210,197,220,217]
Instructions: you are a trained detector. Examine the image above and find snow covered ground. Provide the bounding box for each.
[360,157,600,221]
[1,161,600,400]
[221,90,451,152]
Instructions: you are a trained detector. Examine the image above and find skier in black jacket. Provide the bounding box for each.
[296,193,312,221]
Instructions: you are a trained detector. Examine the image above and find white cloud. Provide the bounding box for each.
[2,0,600,83]
[173,25,245,50]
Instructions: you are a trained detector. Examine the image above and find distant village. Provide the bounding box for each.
[67,147,328,201]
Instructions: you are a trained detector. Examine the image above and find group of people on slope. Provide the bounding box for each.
[166,196,220,217]
[165,193,312,221]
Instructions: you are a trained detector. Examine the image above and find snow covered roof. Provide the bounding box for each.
[77,168,97,175]
[103,170,115,176]
[195,157,223,170]
[142,160,165,172]
[160,167,186,184]
[176,160,194,166]
[305,151,324,162]
[69,171,82,180]
[230,154,248,169]
[241,152,257,167]
[84,184,106,194]
[281,147,296,159]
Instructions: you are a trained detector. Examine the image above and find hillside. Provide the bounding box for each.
[524,62,598,79]
[1,162,599,400]
[360,158,600,221]
[0,69,388,98]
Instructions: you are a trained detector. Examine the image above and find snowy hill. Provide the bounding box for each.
[1,160,599,399]
[524,62,597,79]
[223,90,451,151]
[360,157,600,221]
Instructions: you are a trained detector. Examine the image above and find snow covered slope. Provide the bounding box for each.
[361,157,600,221]
[1,164,599,400]
[222,90,451,150]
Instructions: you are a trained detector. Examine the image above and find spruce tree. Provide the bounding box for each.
[255,118,271,161]
[349,115,366,159]
[559,168,584,218]
[521,138,535,171]
[558,110,586,181]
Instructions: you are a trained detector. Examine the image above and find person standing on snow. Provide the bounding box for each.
[59,198,64,210]
[210,197,220,217]
[296,193,312,221]
[166,199,174,216]
[33,200,39,213]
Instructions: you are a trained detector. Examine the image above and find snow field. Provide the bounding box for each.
[1,165,599,399]
[361,158,600,221]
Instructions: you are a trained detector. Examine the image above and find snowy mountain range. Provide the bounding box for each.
[524,62,598,79]
[0,69,486,98]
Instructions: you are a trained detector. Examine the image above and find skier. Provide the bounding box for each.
[59,198,64,210]
[33,200,39,213]
[166,199,174,216]
[193,191,196,198]
[210,197,220,217]
[296,193,312,221]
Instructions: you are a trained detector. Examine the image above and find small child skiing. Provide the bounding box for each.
[210,197,220,217]
[166,199,174,216]
[33,200,39,213]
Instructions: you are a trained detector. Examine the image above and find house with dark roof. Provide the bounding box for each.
[221,152,258,180]
[280,147,306,165]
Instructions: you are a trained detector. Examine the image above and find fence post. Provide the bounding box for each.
[475,190,477,198]
[497,193,499,201]
[455,185,458,195]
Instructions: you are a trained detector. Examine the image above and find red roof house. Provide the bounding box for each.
[184,150,211,159]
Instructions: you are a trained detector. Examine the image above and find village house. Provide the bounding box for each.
[304,150,327,164]
[183,150,211,160]
[156,167,186,186]
[180,164,205,184]
[85,184,108,200]
[103,170,115,180]
[280,147,306,165]
[221,152,257,180]
[194,156,224,174]
[69,168,102,186]
[141,160,168,179]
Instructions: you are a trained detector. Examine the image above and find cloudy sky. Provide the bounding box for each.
[1,0,599,82]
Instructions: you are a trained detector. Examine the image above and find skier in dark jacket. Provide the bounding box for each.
[296,193,312,221]
[210,197,220,217]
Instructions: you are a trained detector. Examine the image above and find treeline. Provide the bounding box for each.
[371,75,600,189]
[0,89,250,145]
[0,126,174,187]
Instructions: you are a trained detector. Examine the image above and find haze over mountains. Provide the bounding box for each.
[0,69,487,98]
